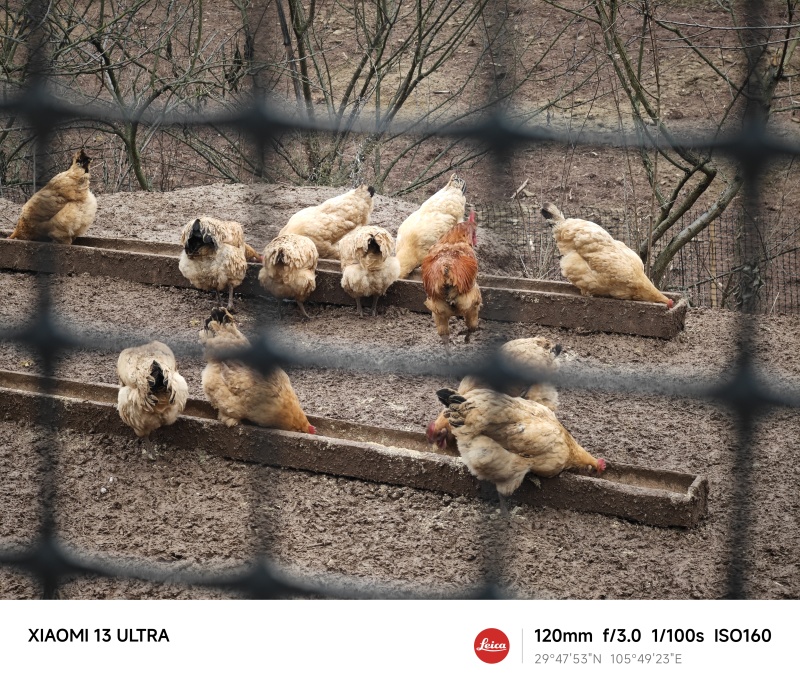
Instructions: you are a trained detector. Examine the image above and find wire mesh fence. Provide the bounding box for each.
[1,0,799,601]
[477,203,800,314]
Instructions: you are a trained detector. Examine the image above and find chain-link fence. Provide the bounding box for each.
[1,0,799,601]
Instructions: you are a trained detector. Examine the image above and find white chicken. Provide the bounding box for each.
[116,341,189,459]
[541,203,674,307]
[338,225,400,317]
[178,216,261,311]
[395,173,467,278]
[427,336,563,451]
[437,387,606,497]
[10,149,97,244]
[278,184,375,259]
[199,308,316,434]
[259,233,319,318]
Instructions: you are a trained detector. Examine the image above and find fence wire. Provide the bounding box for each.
[477,203,800,314]
[1,0,799,601]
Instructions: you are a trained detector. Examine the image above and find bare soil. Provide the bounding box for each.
[0,183,520,276]
[1,184,799,600]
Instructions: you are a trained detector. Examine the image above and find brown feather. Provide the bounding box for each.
[421,213,481,346]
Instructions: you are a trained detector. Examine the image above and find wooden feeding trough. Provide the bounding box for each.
[0,234,687,338]
[0,370,708,528]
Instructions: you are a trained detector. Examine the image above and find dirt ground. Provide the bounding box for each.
[1,184,799,600]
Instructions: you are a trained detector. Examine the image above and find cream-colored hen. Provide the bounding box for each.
[117,341,189,458]
[395,173,467,279]
[338,225,400,317]
[178,216,261,311]
[437,388,605,496]
[259,233,319,318]
[467,336,562,410]
[278,184,375,259]
[427,336,563,451]
[199,308,316,434]
[541,203,673,307]
[10,150,97,244]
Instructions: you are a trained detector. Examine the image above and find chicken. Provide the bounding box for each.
[178,216,262,311]
[437,387,606,497]
[540,203,674,308]
[10,150,97,244]
[338,225,400,317]
[259,233,319,318]
[427,336,563,451]
[199,307,316,434]
[278,184,375,259]
[395,173,467,278]
[116,341,189,459]
[421,210,481,351]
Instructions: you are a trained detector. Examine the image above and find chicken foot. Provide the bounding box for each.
[457,308,480,343]
[211,287,237,312]
[142,435,157,461]
[354,295,381,318]
[497,492,510,519]
[296,300,312,319]
[456,326,480,343]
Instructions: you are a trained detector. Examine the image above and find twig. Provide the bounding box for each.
[510,178,529,200]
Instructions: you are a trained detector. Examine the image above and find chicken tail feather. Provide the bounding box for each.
[540,202,565,225]
[244,243,263,263]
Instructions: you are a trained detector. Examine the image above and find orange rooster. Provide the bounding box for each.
[421,209,481,351]
[437,387,606,497]
[541,203,674,308]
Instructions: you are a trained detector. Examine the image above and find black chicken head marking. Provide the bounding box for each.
[76,150,92,172]
[148,361,166,390]
[210,307,233,324]
[186,219,216,255]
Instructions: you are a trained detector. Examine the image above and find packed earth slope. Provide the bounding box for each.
[0,185,798,599]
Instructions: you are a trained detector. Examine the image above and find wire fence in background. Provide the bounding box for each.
[477,203,800,314]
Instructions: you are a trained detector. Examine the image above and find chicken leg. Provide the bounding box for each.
[297,300,311,319]
[457,304,480,343]
[142,435,157,461]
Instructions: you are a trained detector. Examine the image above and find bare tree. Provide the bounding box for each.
[0,2,40,192]
[0,0,268,193]
[542,0,800,287]
[260,0,601,193]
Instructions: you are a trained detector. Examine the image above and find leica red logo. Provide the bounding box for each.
[474,628,510,663]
